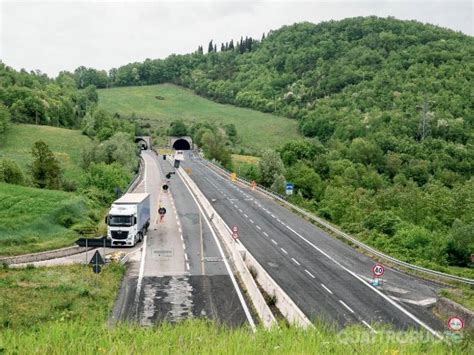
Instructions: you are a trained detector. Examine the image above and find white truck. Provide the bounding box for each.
[106,193,150,247]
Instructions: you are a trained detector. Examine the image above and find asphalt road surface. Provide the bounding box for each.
[181,152,445,335]
[110,150,252,327]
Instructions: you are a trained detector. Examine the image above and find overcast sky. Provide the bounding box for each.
[0,0,472,77]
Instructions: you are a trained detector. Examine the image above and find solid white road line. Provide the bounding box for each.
[305,269,315,278]
[362,320,377,333]
[134,235,148,304]
[339,300,355,314]
[321,283,333,294]
[291,258,300,266]
[178,168,256,331]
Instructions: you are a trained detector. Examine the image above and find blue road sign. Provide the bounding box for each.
[286,183,294,195]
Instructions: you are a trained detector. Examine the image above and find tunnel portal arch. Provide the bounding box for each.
[170,136,193,150]
[134,136,151,150]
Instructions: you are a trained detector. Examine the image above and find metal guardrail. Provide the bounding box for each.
[200,156,474,286]
[124,156,145,194]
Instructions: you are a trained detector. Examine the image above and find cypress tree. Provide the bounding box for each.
[208,40,213,53]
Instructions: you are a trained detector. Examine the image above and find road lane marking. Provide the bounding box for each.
[256,225,261,230]
[280,248,288,255]
[263,232,269,237]
[244,214,248,218]
[305,269,315,278]
[339,300,355,314]
[292,258,300,266]
[362,320,377,333]
[134,235,147,305]
[321,284,333,294]
[186,262,190,271]
[178,168,256,331]
[249,219,254,224]
[185,253,189,261]
[282,224,442,338]
[180,234,184,241]
[271,239,278,245]
[182,242,186,250]
[238,209,243,213]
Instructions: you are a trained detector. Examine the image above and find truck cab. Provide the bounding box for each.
[106,193,150,247]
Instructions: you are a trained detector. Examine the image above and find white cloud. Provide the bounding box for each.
[1,0,472,76]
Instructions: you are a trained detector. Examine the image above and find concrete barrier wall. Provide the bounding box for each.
[436,297,473,331]
[177,167,276,329]
[241,249,313,328]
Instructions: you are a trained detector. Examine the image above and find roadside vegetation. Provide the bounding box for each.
[0,263,123,329]
[0,66,140,255]
[0,183,102,255]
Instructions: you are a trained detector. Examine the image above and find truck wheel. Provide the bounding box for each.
[138,232,143,243]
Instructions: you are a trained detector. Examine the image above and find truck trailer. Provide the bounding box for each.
[106,193,150,247]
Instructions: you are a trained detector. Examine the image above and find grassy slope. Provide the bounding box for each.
[0,264,123,329]
[0,183,97,256]
[98,84,300,152]
[0,124,93,181]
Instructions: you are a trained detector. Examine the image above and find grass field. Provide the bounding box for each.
[0,264,469,353]
[98,84,300,152]
[0,319,468,354]
[0,124,93,182]
[0,263,123,329]
[0,183,100,256]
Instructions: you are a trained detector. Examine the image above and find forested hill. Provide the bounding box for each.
[71,17,473,271]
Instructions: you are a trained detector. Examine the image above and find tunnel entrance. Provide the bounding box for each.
[135,139,148,150]
[172,139,191,150]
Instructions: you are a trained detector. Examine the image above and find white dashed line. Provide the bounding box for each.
[249,219,254,224]
[178,227,182,233]
[291,258,300,266]
[244,214,248,218]
[321,284,333,294]
[304,269,315,278]
[186,262,190,270]
[182,242,186,250]
[271,214,276,218]
[263,232,269,237]
[339,300,355,313]
[271,239,278,245]
[180,234,184,241]
[238,209,243,213]
[280,248,288,255]
[185,253,189,261]
[256,225,261,230]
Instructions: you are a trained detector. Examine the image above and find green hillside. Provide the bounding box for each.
[95,17,473,273]
[0,124,93,182]
[0,182,100,256]
[98,84,300,152]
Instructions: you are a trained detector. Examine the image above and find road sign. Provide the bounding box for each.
[162,184,169,191]
[174,160,180,168]
[251,180,257,190]
[372,264,385,277]
[232,225,239,240]
[89,250,104,266]
[158,207,167,215]
[447,316,464,331]
[230,173,237,182]
[286,182,294,195]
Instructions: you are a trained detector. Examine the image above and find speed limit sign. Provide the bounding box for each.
[372,264,385,277]
[447,316,464,331]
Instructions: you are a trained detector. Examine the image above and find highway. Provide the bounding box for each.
[110,150,252,327]
[181,152,444,334]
